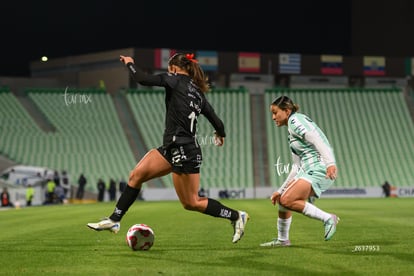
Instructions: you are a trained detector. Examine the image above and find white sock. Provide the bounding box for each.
[277,216,292,241]
[302,202,331,222]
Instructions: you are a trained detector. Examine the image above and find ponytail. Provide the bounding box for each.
[168,53,210,93]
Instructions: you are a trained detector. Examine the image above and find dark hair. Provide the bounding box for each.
[271,96,299,112]
[168,53,210,93]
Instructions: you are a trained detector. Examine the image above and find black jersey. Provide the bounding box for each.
[126,62,226,145]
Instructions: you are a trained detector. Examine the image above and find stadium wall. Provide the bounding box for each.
[4,185,414,208]
[29,48,136,95]
[140,186,414,201]
[27,48,413,94]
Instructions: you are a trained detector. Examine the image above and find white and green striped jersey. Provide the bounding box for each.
[287,112,335,170]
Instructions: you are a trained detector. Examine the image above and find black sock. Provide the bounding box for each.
[203,198,239,221]
[109,185,140,222]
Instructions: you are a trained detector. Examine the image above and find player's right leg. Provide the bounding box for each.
[324,214,339,241]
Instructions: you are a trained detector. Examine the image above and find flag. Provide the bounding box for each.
[363,56,385,76]
[321,55,343,75]
[405,57,414,76]
[154,48,176,69]
[238,52,260,73]
[279,53,301,74]
[196,50,218,71]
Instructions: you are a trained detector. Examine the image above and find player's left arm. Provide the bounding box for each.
[201,101,226,139]
[213,131,224,147]
[305,130,337,180]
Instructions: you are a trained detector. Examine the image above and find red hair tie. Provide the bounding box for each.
[186,53,198,63]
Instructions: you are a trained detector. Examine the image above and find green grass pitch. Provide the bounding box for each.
[0,198,413,275]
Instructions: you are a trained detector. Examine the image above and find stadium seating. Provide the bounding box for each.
[1,87,413,196]
[0,91,42,162]
[0,89,136,192]
[265,88,414,188]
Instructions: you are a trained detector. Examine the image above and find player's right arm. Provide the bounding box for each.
[120,55,164,86]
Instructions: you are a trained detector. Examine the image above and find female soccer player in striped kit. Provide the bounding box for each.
[261,96,339,247]
[87,53,249,243]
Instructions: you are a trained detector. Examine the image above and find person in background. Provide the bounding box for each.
[382,181,391,197]
[45,178,56,204]
[76,173,87,200]
[1,187,14,207]
[53,170,60,187]
[108,178,117,201]
[54,183,66,204]
[261,95,339,247]
[61,170,70,198]
[87,53,249,244]
[97,178,106,202]
[26,184,34,206]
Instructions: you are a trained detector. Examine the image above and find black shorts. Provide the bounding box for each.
[157,141,202,174]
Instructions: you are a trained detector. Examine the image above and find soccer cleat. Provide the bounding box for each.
[324,214,339,241]
[231,211,250,243]
[87,217,120,234]
[260,239,291,247]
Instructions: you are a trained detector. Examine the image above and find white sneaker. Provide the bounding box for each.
[231,211,249,243]
[260,239,291,247]
[324,214,339,241]
[87,217,120,234]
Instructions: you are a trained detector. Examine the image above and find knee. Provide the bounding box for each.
[279,195,293,210]
[181,201,198,211]
[128,170,144,188]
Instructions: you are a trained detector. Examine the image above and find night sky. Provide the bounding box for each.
[1,0,352,77]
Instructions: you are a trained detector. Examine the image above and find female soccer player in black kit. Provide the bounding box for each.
[87,53,249,243]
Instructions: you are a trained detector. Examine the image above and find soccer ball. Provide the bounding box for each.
[126,224,155,251]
